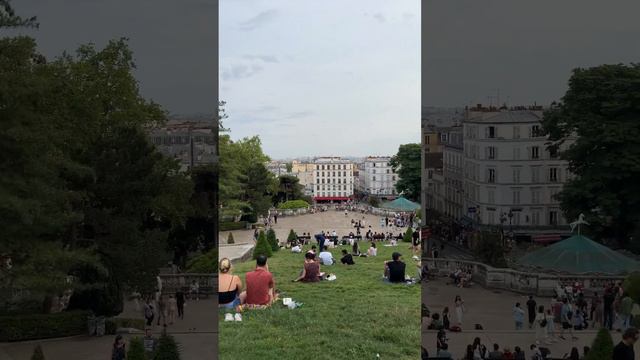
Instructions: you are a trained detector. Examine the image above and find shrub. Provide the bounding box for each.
[287,229,298,244]
[585,328,613,360]
[368,196,380,208]
[277,200,309,210]
[128,337,146,360]
[154,333,181,360]
[219,221,247,231]
[240,213,258,224]
[227,232,235,244]
[475,231,508,268]
[266,228,279,252]
[402,227,414,243]
[623,272,640,304]
[253,231,273,259]
[185,248,218,273]
[0,311,90,342]
[31,344,45,360]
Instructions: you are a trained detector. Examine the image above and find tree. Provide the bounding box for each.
[285,162,293,173]
[287,229,298,245]
[154,334,181,360]
[266,228,279,252]
[623,273,640,305]
[542,64,640,248]
[368,196,380,208]
[243,162,275,218]
[30,344,45,360]
[227,233,235,244]
[403,228,414,243]
[253,231,273,259]
[274,175,304,204]
[475,232,507,268]
[0,0,38,28]
[390,143,421,201]
[585,328,613,360]
[127,337,146,360]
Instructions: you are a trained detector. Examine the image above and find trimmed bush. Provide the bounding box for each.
[277,200,309,210]
[154,333,181,360]
[402,227,413,243]
[227,232,235,244]
[219,221,247,231]
[253,230,273,259]
[287,229,298,245]
[623,273,640,304]
[185,248,218,273]
[128,337,146,360]
[585,328,613,360]
[0,311,90,342]
[266,228,279,252]
[31,344,45,360]
[240,213,258,224]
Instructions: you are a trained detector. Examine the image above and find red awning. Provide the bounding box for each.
[314,196,351,201]
[532,234,563,243]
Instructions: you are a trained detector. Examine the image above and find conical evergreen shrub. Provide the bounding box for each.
[266,228,279,252]
[287,229,298,245]
[585,328,613,360]
[253,230,273,259]
[31,345,45,360]
[127,337,146,360]
[153,334,181,360]
[227,232,235,244]
[403,227,414,243]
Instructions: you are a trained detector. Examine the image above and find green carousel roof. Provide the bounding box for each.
[517,234,640,275]
[379,196,420,211]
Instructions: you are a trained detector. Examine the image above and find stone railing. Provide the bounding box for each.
[424,258,625,296]
[158,273,217,295]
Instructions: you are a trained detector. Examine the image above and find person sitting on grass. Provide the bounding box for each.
[218,258,243,313]
[291,244,302,253]
[384,252,406,283]
[239,255,277,307]
[293,252,323,283]
[340,249,355,265]
[352,240,360,256]
[368,242,377,257]
[318,246,334,265]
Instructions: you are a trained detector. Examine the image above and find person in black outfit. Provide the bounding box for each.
[340,249,355,265]
[613,327,638,360]
[384,252,406,283]
[526,295,537,329]
[176,290,185,319]
[604,289,616,330]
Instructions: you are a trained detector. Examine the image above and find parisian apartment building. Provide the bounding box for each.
[311,157,355,202]
[148,118,217,172]
[356,156,399,199]
[422,104,575,236]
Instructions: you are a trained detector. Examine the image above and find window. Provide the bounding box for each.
[372,169,376,174]
[425,136,430,144]
[549,147,558,159]
[333,171,336,177]
[487,146,496,159]
[549,168,558,182]
[549,210,558,226]
[486,126,496,139]
[316,172,320,178]
[513,126,520,139]
[531,166,540,183]
[531,188,540,204]
[513,190,521,205]
[373,176,376,181]
[512,168,521,183]
[321,179,325,184]
[531,125,541,137]
[386,169,390,174]
[487,169,496,183]
[532,210,541,225]
[513,147,521,160]
[531,146,539,159]
[392,176,396,181]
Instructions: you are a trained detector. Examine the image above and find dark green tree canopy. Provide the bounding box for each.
[390,143,421,201]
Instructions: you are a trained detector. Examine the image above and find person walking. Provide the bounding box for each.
[513,302,525,330]
[546,308,557,343]
[156,295,167,327]
[167,294,177,325]
[526,295,537,329]
[454,295,465,327]
[535,305,549,345]
[591,292,602,328]
[620,293,634,330]
[176,290,185,320]
[143,297,155,326]
[559,298,578,341]
[604,289,616,330]
[274,213,278,224]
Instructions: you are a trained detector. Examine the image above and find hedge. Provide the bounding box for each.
[0,310,90,342]
[219,221,247,231]
[186,248,218,273]
[277,200,310,210]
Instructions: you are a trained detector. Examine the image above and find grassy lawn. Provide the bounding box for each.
[219,243,420,360]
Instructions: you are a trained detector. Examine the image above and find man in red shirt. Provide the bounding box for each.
[240,255,275,306]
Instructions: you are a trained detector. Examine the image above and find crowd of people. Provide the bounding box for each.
[423,280,639,359]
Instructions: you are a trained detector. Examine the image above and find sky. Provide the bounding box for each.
[220,0,420,159]
[7,0,217,116]
[423,0,640,108]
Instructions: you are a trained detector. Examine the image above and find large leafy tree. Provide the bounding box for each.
[542,64,640,247]
[273,175,304,204]
[390,143,422,201]
[0,0,38,28]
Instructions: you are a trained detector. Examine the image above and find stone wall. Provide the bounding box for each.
[424,258,625,296]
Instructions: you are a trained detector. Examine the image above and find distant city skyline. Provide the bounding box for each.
[220,0,420,159]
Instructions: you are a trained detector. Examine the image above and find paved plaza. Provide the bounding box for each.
[0,297,217,360]
[219,209,418,261]
[423,276,634,358]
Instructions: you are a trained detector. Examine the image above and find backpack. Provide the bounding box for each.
[144,304,154,318]
[539,318,548,327]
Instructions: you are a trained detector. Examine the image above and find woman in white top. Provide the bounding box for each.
[545,308,557,343]
[535,305,549,345]
[367,243,377,257]
[454,295,464,326]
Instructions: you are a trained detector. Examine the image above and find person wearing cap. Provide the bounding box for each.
[384,252,406,283]
[613,327,639,360]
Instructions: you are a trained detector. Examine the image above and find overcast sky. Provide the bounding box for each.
[220,0,420,159]
[423,0,640,108]
[8,0,217,116]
